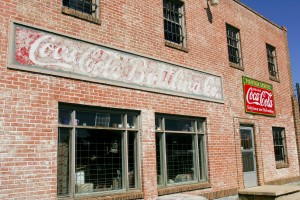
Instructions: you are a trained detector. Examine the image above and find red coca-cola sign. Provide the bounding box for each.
[243,76,275,116]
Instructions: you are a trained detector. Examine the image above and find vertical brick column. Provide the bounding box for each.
[140,109,158,200]
[284,26,300,179]
[292,96,300,169]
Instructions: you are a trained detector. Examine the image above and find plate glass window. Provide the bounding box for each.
[272,127,287,164]
[226,24,242,67]
[267,44,278,79]
[163,0,186,46]
[155,115,207,187]
[57,104,140,197]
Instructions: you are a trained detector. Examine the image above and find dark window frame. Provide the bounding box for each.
[267,44,279,81]
[226,24,243,69]
[57,104,141,198]
[62,0,101,24]
[63,0,96,15]
[272,127,288,168]
[155,114,207,188]
[163,0,186,48]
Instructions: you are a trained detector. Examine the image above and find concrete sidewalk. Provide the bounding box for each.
[156,194,208,200]
[239,185,300,200]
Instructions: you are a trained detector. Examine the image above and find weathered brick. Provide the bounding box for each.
[0,0,298,200]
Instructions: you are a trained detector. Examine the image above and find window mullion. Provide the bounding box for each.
[135,116,141,189]
[123,130,129,191]
[123,115,129,191]
[70,110,76,197]
[162,118,168,186]
[194,121,200,182]
[162,132,167,186]
[200,122,207,181]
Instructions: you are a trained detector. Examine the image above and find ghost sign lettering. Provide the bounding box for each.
[10,23,224,102]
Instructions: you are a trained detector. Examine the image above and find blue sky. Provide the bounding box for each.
[240,0,300,89]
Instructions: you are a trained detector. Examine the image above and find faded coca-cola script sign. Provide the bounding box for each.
[243,76,275,116]
[11,24,223,102]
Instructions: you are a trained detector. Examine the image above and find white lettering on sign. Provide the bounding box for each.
[246,87,273,108]
[14,25,223,101]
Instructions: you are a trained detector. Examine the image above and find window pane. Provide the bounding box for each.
[165,118,194,132]
[95,113,111,127]
[227,25,240,65]
[75,129,123,194]
[109,114,123,128]
[59,109,72,125]
[166,133,195,184]
[128,132,137,189]
[155,117,163,131]
[275,146,285,161]
[127,115,138,129]
[242,151,255,172]
[267,45,277,78]
[163,0,184,45]
[57,128,71,196]
[63,0,93,14]
[76,111,96,126]
[273,128,286,162]
[240,129,253,150]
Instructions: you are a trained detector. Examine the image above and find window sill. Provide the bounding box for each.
[165,41,188,53]
[58,190,143,200]
[269,76,280,83]
[62,6,101,25]
[158,182,211,196]
[229,62,244,71]
[276,162,289,169]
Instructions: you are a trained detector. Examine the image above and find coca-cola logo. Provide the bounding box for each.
[13,26,224,101]
[246,87,273,108]
[243,76,275,116]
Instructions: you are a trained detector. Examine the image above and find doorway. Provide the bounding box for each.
[240,126,258,188]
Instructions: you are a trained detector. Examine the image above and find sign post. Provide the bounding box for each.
[242,76,275,116]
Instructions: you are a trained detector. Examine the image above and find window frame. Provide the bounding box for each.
[57,104,141,198]
[155,114,207,188]
[226,24,243,69]
[266,44,279,81]
[272,127,288,168]
[62,0,101,24]
[163,0,187,51]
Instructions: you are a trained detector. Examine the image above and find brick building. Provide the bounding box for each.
[0,0,299,199]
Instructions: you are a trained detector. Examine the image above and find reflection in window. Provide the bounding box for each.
[63,0,97,15]
[272,127,287,163]
[226,24,242,67]
[57,128,71,196]
[165,118,194,132]
[166,134,195,183]
[163,0,186,46]
[76,130,123,193]
[155,115,206,187]
[57,105,139,197]
[267,44,279,79]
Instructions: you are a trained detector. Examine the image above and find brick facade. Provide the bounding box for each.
[292,96,300,173]
[0,0,299,200]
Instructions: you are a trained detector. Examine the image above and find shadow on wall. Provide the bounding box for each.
[204,1,213,24]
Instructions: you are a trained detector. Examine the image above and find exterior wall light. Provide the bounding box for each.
[210,0,219,6]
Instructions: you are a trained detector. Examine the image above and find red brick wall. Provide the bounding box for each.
[0,0,298,199]
[292,96,300,173]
